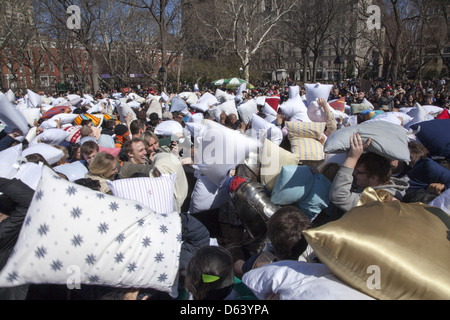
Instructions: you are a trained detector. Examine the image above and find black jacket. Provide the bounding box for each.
[0,178,35,271]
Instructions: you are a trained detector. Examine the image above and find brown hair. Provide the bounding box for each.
[88,152,117,179]
[408,141,429,167]
[357,152,392,184]
[267,206,311,261]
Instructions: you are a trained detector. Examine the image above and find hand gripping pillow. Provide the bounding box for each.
[107,174,176,214]
[304,201,450,300]
[323,120,410,163]
[305,83,333,106]
[242,260,373,300]
[307,100,327,123]
[0,95,29,136]
[116,102,136,124]
[286,121,326,161]
[211,100,238,122]
[0,166,182,297]
[410,119,450,159]
[18,106,41,127]
[260,140,300,193]
[279,86,309,120]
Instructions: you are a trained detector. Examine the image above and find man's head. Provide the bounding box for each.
[130,119,146,137]
[81,140,99,164]
[140,131,160,156]
[354,152,392,189]
[123,138,148,165]
[267,206,312,261]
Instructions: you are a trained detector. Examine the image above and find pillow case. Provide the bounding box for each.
[328,97,346,113]
[0,144,23,179]
[251,114,283,146]
[22,143,64,165]
[0,95,29,136]
[410,119,450,159]
[63,126,82,144]
[279,86,309,121]
[297,174,332,221]
[107,174,176,214]
[305,83,333,106]
[188,172,231,214]
[74,114,102,127]
[154,120,184,138]
[190,93,218,113]
[53,161,89,182]
[0,166,182,297]
[242,260,373,300]
[260,139,300,193]
[237,100,258,125]
[286,121,326,161]
[323,120,410,162]
[303,201,450,300]
[307,100,327,123]
[19,107,41,127]
[270,165,314,206]
[32,128,70,146]
[41,106,72,120]
[169,97,188,113]
[407,158,450,190]
[27,89,41,108]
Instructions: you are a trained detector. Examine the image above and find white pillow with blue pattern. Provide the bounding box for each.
[0,166,182,297]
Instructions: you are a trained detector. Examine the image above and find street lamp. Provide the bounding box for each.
[239,67,243,79]
[334,56,344,83]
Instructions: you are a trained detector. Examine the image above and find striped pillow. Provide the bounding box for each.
[107,174,176,214]
[286,121,326,161]
[74,114,102,127]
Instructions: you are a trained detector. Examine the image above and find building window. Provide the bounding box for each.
[40,75,50,88]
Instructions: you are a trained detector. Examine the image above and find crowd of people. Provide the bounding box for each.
[0,76,449,301]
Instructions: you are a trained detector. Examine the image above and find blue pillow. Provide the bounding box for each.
[270,166,314,206]
[297,174,332,221]
[407,158,450,191]
[410,120,450,159]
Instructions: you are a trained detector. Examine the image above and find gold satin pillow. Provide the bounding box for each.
[304,201,450,300]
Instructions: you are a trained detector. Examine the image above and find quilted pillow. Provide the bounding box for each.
[270,165,315,206]
[305,83,333,106]
[286,121,326,161]
[304,201,450,300]
[323,120,410,162]
[0,95,29,136]
[410,119,450,159]
[260,139,300,193]
[242,260,373,300]
[0,166,182,296]
[107,174,176,214]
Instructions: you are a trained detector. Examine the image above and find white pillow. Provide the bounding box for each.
[0,95,29,136]
[193,120,258,186]
[13,162,43,190]
[305,83,333,106]
[0,166,182,297]
[18,105,41,127]
[53,161,89,182]
[98,134,115,149]
[279,86,309,121]
[107,174,176,214]
[116,101,136,124]
[429,189,450,215]
[421,105,444,116]
[237,100,258,125]
[146,98,163,119]
[307,100,327,123]
[52,97,68,107]
[22,143,64,165]
[0,144,23,179]
[6,89,16,103]
[188,172,230,214]
[27,89,42,108]
[251,114,283,146]
[154,120,184,137]
[215,89,234,103]
[242,260,373,300]
[32,128,70,146]
[51,113,79,125]
[211,100,238,122]
[190,92,219,113]
[405,105,429,129]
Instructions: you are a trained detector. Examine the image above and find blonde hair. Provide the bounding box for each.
[88,152,117,179]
